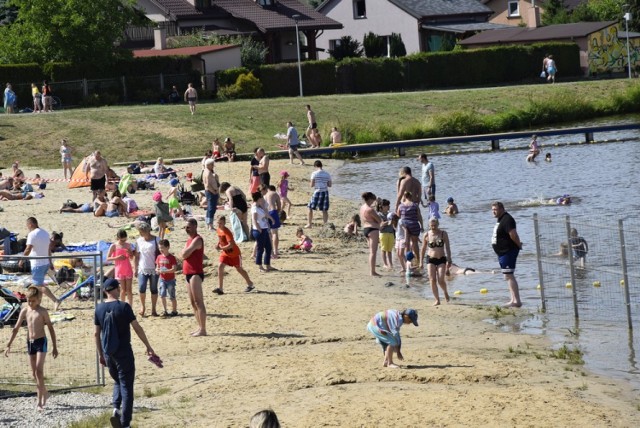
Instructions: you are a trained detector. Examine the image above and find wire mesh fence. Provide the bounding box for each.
[0,253,105,398]
[534,214,640,327]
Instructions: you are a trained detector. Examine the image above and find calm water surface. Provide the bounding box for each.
[332,123,640,388]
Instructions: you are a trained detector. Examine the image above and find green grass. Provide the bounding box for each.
[551,344,585,365]
[67,411,112,428]
[1,79,637,168]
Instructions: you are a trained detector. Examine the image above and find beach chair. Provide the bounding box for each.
[0,287,24,328]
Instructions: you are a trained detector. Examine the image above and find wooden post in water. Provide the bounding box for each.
[618,219,633,330]
[491,139,500,151]
[533,214,547,312]
[398,146,406,156]
[585,132,594,143]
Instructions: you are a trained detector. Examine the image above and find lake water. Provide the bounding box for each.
[331,119,640,388]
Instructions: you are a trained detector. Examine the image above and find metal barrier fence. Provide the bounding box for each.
[9,72,208,110]
[0,253,105,398]
[533,214,640,328]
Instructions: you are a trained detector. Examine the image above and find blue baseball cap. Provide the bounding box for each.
[405,309,419,326]
[103,278,120,292]
[405,251,415,261]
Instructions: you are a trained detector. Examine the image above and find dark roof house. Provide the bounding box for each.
[133,0,342,62]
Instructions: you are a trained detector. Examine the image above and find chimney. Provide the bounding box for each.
[527,6,541,28]
[154,27,167,50]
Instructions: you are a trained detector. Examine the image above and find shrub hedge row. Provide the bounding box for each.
[256,42,581,96]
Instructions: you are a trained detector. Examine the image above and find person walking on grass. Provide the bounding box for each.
[5,286,58,410]
[184,82,198,115]
[214,215,254,294]
[305,160,331,228]
[182,218,207,336]
[94,278,157,428]
[491,201,523,308]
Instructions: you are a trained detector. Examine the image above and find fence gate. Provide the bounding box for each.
[0,253,105,398]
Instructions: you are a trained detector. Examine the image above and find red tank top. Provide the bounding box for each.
[182,234,204,274]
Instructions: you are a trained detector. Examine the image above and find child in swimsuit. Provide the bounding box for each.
[277,171,293,217]
[167,178,180,218]
[344,214,361,236]
[4,286,58,410]
[107,230,134,306]
[293,227,313,252]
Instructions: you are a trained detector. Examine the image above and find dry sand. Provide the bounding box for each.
[1,159,639,427]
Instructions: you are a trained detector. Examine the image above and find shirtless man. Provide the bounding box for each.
[261,184,282,258]
[223,138,236,162]
[329,127,342,146]
[256,148,270,186]
[394,167,422,211]
[84,151,109,201]
[305,104,317,140]
[184,83,198,115]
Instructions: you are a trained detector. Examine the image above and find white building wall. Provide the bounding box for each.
[137,0,167,22]
[317,0,420,59]
[201,47,243,74]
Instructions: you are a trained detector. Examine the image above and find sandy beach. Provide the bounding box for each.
[1,158,639,427]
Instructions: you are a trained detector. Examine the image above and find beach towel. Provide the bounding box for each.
[230,211,247,243]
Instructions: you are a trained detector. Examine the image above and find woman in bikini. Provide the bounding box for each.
[396,191,423,259]
[360,192,382,277]
[420,217,452,306]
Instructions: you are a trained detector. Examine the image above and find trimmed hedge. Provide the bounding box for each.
[263,42,581,95]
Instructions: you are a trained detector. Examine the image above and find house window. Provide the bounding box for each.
[329,39,342,52]
[507,1,520,17]
[353,0,366,19]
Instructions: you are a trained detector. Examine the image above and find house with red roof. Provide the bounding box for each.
[133,0,342,63]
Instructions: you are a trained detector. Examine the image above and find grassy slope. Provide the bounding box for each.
[0,80,635,169]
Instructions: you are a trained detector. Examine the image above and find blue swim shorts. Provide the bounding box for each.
[498,248,519,274]
[31,264,49,286]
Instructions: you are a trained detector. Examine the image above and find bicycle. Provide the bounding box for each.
[51,96,63,111]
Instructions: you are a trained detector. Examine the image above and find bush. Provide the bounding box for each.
[218,72,262,99]
[363,32,386,58]
[215,67,250,88]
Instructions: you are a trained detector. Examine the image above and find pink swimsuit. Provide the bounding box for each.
[114,246,133,280]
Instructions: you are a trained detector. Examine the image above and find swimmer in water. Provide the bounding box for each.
[545,153,551,162]
[446,263,497,276]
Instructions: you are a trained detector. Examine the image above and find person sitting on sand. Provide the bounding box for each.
[223,137,236,162]
[0,189,43,201]
[0,176,13,190]
[93,192,108,217]
[367,308,418,368]
[344,214,361,236]
[329,127,342,146]
[444,197,459,215]
[105,189,127,218]
[12,161,25,183]
[153,158,177,180]
[292,227,313,252]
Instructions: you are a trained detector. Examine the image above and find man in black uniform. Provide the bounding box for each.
[491,201,523,308]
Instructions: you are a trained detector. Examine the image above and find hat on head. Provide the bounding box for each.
[447,197,454,203]
[205,158,215,167]
[103,278,120,292]
[405,251,415,261]
[169,178,179,187]
[152,191,162,202]
[280,170,289,177]
[405,309,419,326]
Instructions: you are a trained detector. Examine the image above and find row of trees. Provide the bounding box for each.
[543,0,639,30]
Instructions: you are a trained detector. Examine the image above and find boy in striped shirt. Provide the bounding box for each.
[367,309,418,368]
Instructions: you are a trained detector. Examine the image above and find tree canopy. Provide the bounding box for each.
[543,0,640,31]
[0,0,139,64]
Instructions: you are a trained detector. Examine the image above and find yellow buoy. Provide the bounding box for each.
[565,282,572,288]
[620,279,625,286]
[593,281,601,287]
[454,290,463,295]
[536,284,541,290]
[480,288,488,294]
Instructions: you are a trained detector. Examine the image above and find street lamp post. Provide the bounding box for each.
[292,14,303,97]
[624,11,632,79]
